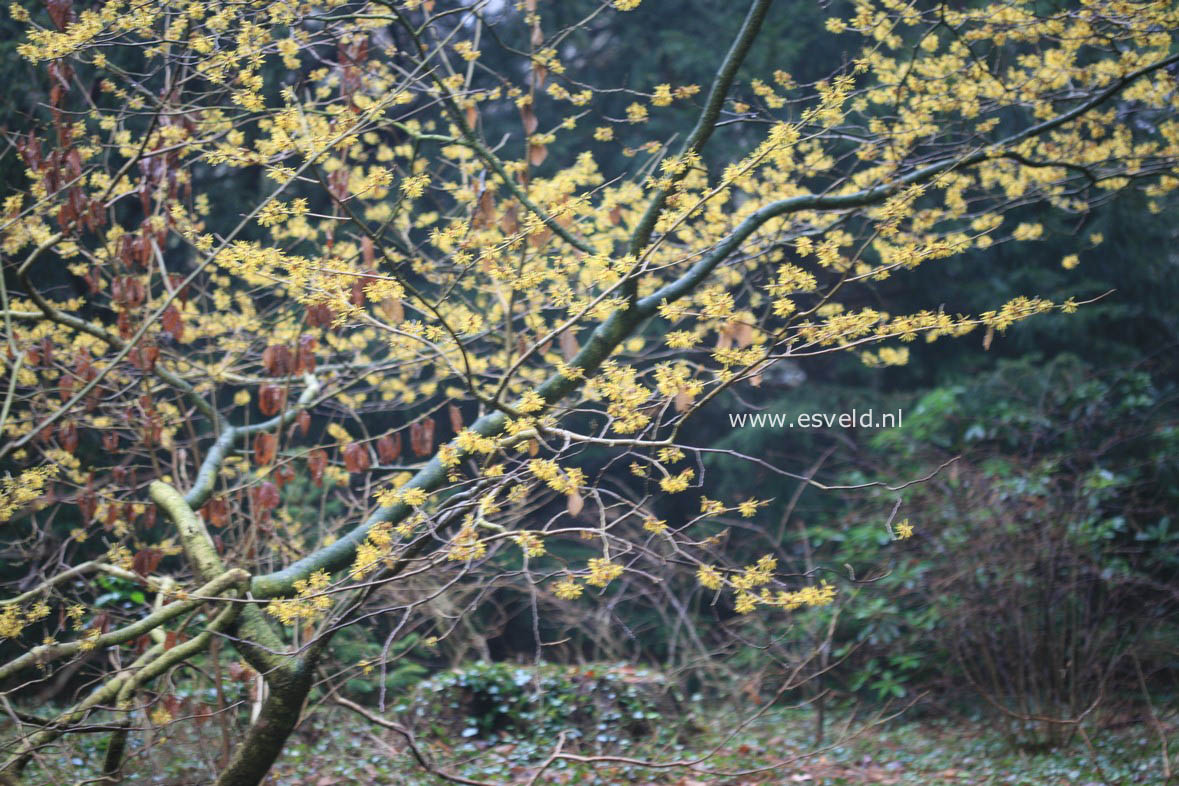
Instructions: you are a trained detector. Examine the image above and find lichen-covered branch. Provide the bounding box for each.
[101,601,242,781]
[0,569,246,684]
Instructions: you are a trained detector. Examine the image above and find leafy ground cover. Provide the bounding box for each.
[26,695,1175,785]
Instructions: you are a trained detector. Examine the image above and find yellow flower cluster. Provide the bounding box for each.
[0,465,58,522]
[642,517,668,534]
[697,565,723,591]
[513,531,546,558]
[350,521,396,580]
[659,469,694,493]
[585,557,623,587]
[552,577,584,599]
[0,601,51,641]
[265,570,332,625]
[527,459,585,496]
[590,362,652,434]
[694,554,837,615]
[401,174,430,199]
[446,525,487,562]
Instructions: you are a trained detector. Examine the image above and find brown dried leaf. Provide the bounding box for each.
[254,432,277,465]
[258,384,287,417]
[129,342,159,372]
[262,345,294,377]
[202,497,228,528]
[132,548,163,578]
[160,306,183,341]
[379,297,405,324]
[58,422,78,453]
[350,279,366,307]
[519,103,538,135]
[307,449,327,487]
[343,442,371,474]
[715,326,734,352]
[559,330,579,362]
[274,464,295,488]
[474,188,496,228]
[295,335,317,374]
[252,481,280,511]
[733,322,754,348]
[500,203,519,235]
[360,236,375,268]
[46,0,73,30]
[377,433,402,463]
[295,410,311,437]
[410,418,435,457]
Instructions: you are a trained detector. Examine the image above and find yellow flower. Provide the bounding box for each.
[149,706,174,727]
[642,517,667,534]
[513,531,546,557]
[401,174,430,199]
[895,518,914,540]
[586,557,623,587]
[0,606,25,640]
[659,469,694,493]
[625,103,648,123]
[697,564,723,590]
[446,525,486,561]
[553,577,583,599]
[0,465,58,522]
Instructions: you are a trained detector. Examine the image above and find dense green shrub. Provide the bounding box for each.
[697,353,1177,748]
[824,355,1179,742]
[398,661,684,748]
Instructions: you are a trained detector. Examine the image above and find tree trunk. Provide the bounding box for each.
[214,664,315,786]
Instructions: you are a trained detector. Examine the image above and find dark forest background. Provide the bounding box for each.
[2,0,1176,771]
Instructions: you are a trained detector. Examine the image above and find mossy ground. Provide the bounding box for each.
[21,697,1174,785]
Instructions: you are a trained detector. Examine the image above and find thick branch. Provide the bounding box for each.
[0,643,164,779]
[102,601,242,781]
[211,659,317,786]
[150,481,293,674]
[0,569,246,684]
[251,292,646,597]
[183,374,320,510]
